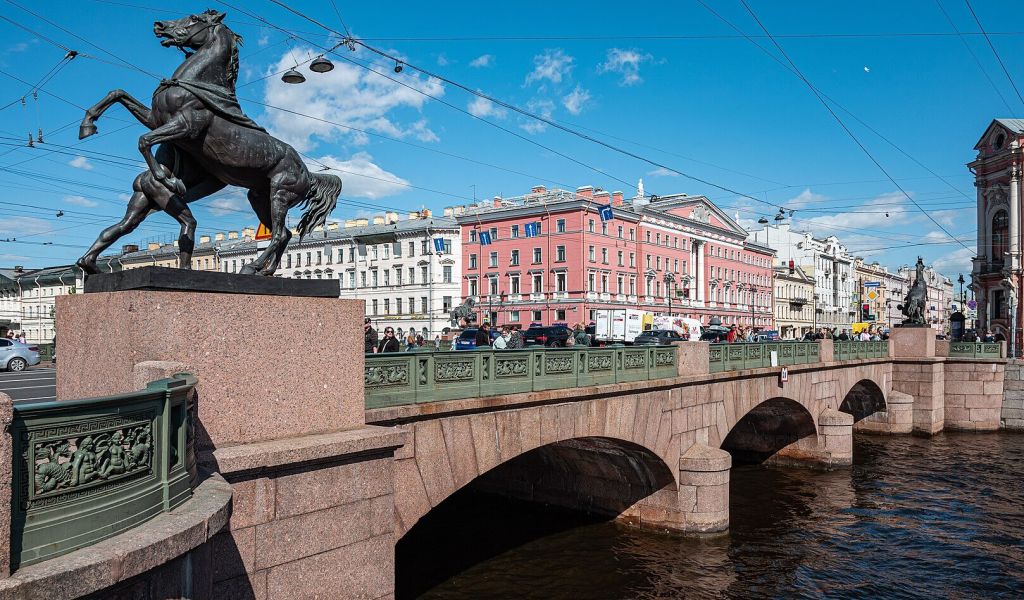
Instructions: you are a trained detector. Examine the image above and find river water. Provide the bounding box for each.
[400,432,1024,599]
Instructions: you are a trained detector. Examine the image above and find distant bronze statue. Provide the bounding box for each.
[450,297,478,328]
[76,10,341,275]
[898,257,928,326]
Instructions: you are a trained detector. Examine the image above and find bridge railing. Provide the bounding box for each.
[9,373,197,570]
[365,346,678,409]
[708,341,820,373]
[948,341,1003,358]
[833,340,890,361]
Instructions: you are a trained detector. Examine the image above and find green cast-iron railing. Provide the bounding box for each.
[365,346,678,409]
[948,341,1003,358]
[10,373,197,570]
[708,341,821,373]
[833,340,890,361]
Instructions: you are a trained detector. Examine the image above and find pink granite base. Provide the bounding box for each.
[55,290,366,452]
[889,326,935,358]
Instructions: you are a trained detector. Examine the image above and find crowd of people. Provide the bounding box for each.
[801,327,888,342]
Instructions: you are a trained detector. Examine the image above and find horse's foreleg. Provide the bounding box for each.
[77,180,156,274]
[80,89,152,139]
[243,185,297,276]
[166,176,225,269]
[138,117,191,196]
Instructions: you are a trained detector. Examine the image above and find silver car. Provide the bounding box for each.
[1,339,41,372]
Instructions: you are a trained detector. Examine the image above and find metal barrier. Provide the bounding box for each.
[365,346,678,409]
[948,341,1003,358]
[10,373,197,570]
[833,340,890,361]
[35,343,54,362]
[708,341,820,373]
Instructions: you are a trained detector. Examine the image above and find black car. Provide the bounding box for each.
[634,329,685,345]
[522,325,572,347]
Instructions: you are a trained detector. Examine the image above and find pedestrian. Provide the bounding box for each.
[416,334,425,347]
[475,323,492,347]
[493,327,509,349]
[364,317,378,354]
[376,327,400,353]
[507,327,525,349]
[405,332,417,351]
[983,330,995,343]
[434,335,441,349]
[573,323,590,347]
[859,329,871,341]
[744,327,755,342]
[838,329,850,341]
[727,324,738,343]
[964,329,978,342]
[16,332,25,344]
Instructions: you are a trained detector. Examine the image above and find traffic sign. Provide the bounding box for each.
[866,290,878,300]
[864,281,881,288]
[967,299,978,310]
[255,224,271,241]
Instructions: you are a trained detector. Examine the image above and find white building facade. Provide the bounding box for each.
[220,212,462,339]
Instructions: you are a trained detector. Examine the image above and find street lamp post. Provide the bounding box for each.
[749,285,758,329]
[813,292,819,333]
[663,272,676,316]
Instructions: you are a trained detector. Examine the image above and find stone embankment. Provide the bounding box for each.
[1002,360,1024,430]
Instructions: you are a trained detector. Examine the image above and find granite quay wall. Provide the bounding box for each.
[1002,360,1024,430]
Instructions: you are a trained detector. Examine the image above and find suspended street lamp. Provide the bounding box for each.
[309,55,334,73]
[281,68,306,84]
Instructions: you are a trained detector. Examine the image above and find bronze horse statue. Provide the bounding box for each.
[76,10,341,276]
[898,257,928,326]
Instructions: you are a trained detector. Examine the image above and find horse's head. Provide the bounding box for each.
[154,10,235,51]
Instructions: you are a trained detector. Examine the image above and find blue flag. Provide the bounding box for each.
[433,238,445,253]
[599,205,614,222]
[479,231,492,245]
[524,222,539,238]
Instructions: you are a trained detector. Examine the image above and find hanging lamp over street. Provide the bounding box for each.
[281,68,306,84]
[309,56,334,73]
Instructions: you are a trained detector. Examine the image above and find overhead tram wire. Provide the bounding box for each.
[260,0,790,212]
[934,0,1014,115]
[734,0,973,252]
[696,1,974,204]
[964,0,1024,109]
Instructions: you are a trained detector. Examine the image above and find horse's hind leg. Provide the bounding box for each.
[166,175,225,269]
[77,173,157,274]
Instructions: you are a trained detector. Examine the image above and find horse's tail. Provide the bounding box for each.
[296,173,342,238]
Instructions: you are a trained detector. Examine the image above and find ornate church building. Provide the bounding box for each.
[970,118,1024,347]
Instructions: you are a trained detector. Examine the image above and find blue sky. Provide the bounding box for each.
[1,0,1022,280]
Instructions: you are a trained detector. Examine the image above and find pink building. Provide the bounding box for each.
[452,186,775,329]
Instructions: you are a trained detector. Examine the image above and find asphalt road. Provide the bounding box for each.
[0,366,56,403]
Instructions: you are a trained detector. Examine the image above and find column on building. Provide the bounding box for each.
[1011,167,1020,270]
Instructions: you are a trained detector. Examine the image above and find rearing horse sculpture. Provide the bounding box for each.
[898,256,928,326]
[76,10,341,276]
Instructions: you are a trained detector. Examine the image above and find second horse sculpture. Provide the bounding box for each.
[898,257,928,327]
[76,10,341,276]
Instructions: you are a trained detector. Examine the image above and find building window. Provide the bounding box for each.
[443,296,453,312]
[510,310,520,322]
[421,297,428,313]
[588,219,595,233]
[556,272,567,292]
[384,298,391,314]
[368,247,375,261]
[443,239,452,254]
[511,249,520,266]
[396,298,402,314]
[470,254,478,270]
[557,219,566,233]
[601,248,608,264]
[372,299,378,315]
[443,265,453,283]
[556,309,566,321]
[511,224,520,238]
[601,274,608,293]
[421,240,429,255]
[532,310,542,322]
[372,271,379,287]
[489,252,498,268]
[511,275,521,294]
[489,277,498,295]
[617,225,623,239]
[532,274,543,292]
[589,246,596,262]
[469,230,477,243]
[469,279,478,296]
[396,269,403,286]
[408,267,415,284]
[630,253,636,268]
[588,272,596,292]
[421,266,428,282]
[992,210,1009,265]
[489,227,498,240]
[533,248,542,263]
[617,251,624,266]
[629,277,636,295]
[383,270,390,286]
[381,245,388,260]
[360,271,367,287]
[556,246,566,262]
[348,272,356,288]
[617,275,624,294]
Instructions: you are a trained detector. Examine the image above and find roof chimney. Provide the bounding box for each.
[355,218,369,227]
[372,216,385,225]
[241,227,255,239]
[326,222,339,231]
[344,219,357,228]
[228,231,239,240]
[147,242,161,251]
[442,207,453,217]
[576,185,594,199]
[531,185,546,194]
[214,232,225,242]
[121,244,139,254]
[421,209,432,218]
[594,190,611,203]
[199,235,211,244]
[612,191,624,206]
[492,196,502,208]
[385,211,399,224]
[14,265,24,273]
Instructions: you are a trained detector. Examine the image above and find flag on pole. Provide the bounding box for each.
[433,238,446,253]
[524,222,539,238]
[479,231,492,245]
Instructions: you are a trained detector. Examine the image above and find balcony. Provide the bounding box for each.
[553,291,569,300]
[586,291,598,300]
[615,294,626,302]
[600,293,611,301]
[530,292,545,301]
[789,296,808,306]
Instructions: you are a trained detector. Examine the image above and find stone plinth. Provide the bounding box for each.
[819,339,834,362]
[56,289,365,453]
[0,393,11,579]
[676,342,710,377]
[889,326,935,358]
[677,443,731,533]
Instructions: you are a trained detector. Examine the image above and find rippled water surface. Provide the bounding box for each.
[401,433,1024,599]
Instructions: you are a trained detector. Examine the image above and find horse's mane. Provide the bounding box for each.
[220,25,243,93]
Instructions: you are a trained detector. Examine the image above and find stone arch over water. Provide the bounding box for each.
[721,397,818,464]
[840,379,887,423]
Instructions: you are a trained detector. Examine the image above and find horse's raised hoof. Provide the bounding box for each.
[238,264,258,275]
[76,256,100,275]
[79,122,98,139]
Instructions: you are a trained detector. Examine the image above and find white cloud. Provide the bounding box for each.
[311,152,410,199]
[469,54,494,68]
[647,167,679,178]
[467,96,507,119]
[0,216,51,236]
[562,85,591,115]
[205,195,247,217]
[598,48,654,86]
[931,248,974,277]
[64,195,98,208]
[257,34,269,47]
[69,156,93,170]
[785,188,828,209]
[436,53,449,67]
[525,49,574,85]
[519,98,555,134]
[262,47,445,153]
[796,192,910,231]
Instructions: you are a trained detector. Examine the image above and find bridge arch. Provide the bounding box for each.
[721,397,819,464]
[840,379,887,423]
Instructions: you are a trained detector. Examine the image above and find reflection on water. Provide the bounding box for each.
[404,433,1024,599]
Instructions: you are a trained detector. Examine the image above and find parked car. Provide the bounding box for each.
[522,325,572,347]
[1,339,40,371]
[700,326,730,343]
[454,328,500,350]
[753,330,781,342]
[633,329,686,345]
